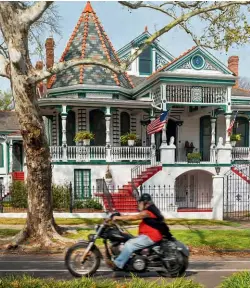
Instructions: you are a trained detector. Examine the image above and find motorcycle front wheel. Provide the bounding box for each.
[65,243,101,277]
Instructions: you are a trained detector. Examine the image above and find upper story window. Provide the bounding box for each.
[139,47,152,75]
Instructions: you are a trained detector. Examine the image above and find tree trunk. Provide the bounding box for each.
[0,3,64,247]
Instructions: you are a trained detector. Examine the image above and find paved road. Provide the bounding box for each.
[0,255,249,288]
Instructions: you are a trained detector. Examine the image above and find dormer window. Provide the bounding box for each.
[139,47,152,75]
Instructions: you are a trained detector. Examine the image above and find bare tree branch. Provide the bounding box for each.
[20,1,54,26]
[29,58,126,84]
[119,1,250,69]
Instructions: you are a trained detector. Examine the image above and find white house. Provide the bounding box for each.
[1,2,250,219]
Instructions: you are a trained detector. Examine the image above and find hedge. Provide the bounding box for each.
[0,275,203,288]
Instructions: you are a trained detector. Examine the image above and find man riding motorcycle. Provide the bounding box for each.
[108,193,173,270]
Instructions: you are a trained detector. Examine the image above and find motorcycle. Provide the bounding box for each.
[65,212,189,278]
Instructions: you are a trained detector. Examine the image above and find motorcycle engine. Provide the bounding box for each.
[129,255,146,272]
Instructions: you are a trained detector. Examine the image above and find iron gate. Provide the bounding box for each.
[224,163,250,220]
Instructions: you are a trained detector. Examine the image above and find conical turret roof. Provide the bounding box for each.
[48,1,133,90]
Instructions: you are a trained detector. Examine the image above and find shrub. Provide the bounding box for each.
[10,181,27,208]
[52,184,70,210]
[73,198,103,210]
[219,271,250,288]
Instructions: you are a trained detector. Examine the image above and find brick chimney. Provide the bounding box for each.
[228,56,239,87]
[45,37,55,69]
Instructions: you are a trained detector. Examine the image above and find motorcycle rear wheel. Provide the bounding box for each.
[158,254,189,278]
[65,243,101,277]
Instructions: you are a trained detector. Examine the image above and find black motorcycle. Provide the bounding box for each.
[65,212,189,278]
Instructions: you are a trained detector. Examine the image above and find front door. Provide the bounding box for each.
[200,116,211,161]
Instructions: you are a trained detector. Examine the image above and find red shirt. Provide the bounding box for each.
[138,210,163,242]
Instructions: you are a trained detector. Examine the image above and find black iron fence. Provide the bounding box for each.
[0,181,212,213]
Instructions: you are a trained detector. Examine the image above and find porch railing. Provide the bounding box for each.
[232,147,250,161]
[49,145,152,162]
[111,146,151,161]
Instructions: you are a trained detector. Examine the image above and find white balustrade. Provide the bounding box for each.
[232,147,250,161]
[111,146,151,161]
[50,146,63,161]
[50,146,151,162]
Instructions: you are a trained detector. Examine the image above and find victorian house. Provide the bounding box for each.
[1,2,250,219]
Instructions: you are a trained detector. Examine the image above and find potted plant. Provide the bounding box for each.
[74,131,94,146]
[120,133,137,146]
[187,152,201,163]
[230,134,241,147]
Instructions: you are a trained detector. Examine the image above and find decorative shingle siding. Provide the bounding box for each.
[130,115,137,134]
[52,114,58,146]
[112,111,120,146]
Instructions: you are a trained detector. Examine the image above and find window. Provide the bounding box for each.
[0,144,3,167]
[74,169,91,199]
[200,116,211,161]
[66,110,76,146]
[139,47,152,75]
[120,112,130,136]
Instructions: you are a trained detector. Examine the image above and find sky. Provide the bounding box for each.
[1,1,250,91]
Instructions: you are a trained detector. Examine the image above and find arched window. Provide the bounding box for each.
[120,112,130,136]
[233,117,248,147]
[200,116,211,161]
[139,47,152,75]
[89,109,106,146]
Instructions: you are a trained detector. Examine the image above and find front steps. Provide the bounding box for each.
[97,165,162,212]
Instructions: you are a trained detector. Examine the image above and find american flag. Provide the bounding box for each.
[147,111,169,135]
[227,111,238,136]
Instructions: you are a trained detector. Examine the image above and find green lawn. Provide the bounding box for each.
[0,218,240,227]
[66,228,250,250]
[0,229,20,238]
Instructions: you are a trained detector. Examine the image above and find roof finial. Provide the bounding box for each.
[84,1,94,13]
[144,26,148,32]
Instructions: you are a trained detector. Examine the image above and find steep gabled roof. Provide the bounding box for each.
[48,2,133,90]
[148,46,234,80]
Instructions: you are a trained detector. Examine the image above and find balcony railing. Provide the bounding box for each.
[50,146,152,162]
[232,147,250,161]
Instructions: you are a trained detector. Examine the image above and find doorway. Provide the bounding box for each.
[155,119,177,162]
[89,109,106,146]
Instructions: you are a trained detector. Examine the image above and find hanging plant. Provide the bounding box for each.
[230,134,241,142]
[105,165,112,179]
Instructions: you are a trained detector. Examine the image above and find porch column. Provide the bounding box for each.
[105,106,112,162]
[152,47,156,73]
[225,113,232,147]
[150,115,156,164]
[212,175,224,220]
[161,123,167,144]
[61,105,68,161]
[210,117,216,162]
[9,139,13,173]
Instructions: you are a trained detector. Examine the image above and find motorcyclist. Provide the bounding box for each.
[108,193,172,270]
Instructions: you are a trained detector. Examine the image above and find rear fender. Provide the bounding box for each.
[174,240,190,257]
[78,240,103,259]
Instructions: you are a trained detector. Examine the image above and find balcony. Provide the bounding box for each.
[232,147,250,162]
[49,146,152,162]
[152,84,228,110]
